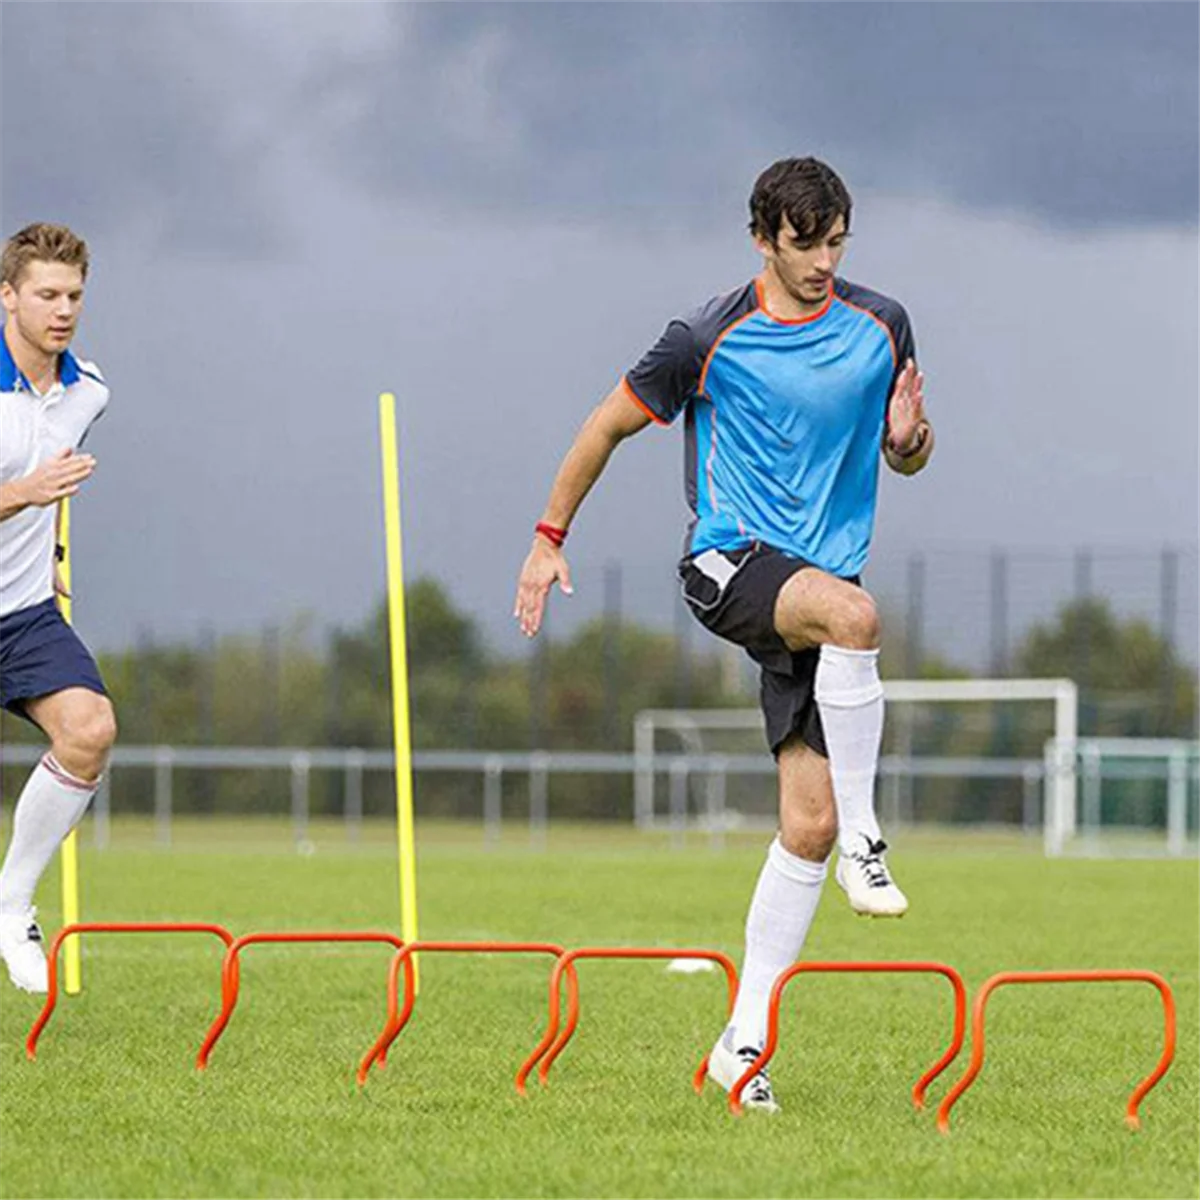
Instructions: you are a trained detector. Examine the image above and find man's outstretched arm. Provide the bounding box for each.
[514,385,652,637]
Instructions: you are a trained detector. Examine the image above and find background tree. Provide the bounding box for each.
[1015,597,1196,738]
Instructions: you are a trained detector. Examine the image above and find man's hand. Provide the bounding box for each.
[19,448,96,507]
[514,537,574,638]
[886,359,928,454]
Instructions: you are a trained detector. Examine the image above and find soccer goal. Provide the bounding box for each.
[633,678,1079,851]
[1043,737,1200,859]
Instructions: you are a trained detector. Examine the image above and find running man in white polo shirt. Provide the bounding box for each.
[0,223,115,992]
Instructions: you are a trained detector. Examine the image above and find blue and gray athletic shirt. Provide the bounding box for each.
[622,275,915,579]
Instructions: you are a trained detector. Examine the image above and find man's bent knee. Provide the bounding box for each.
[776,570,881,651]
[832,591,881,650]
[51,696,117,781]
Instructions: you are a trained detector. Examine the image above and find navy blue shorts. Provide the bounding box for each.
[0,598,107,722]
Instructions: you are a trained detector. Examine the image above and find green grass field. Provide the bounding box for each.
[1,821,1196,1199]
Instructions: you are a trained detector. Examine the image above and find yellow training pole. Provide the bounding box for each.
[56,498,82,995]
[379,393,420,989]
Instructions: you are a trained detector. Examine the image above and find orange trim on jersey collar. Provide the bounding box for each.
[754,274,834,325]
[619,375,669,426]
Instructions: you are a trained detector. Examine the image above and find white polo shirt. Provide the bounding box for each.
[0,330,109,618]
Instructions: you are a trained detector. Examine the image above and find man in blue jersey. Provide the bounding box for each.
[513,158,933,1111]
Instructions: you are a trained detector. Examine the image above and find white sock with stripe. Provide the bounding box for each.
[815,644,884,855]
[726,836,828,1049]
[0,754,97,916]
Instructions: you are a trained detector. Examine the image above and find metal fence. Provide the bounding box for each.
[3,739,1196,856]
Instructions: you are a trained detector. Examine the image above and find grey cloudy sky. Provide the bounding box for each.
[1,1,1197,662]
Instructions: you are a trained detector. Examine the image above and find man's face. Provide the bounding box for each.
[0,260,86,357]
[755,213,848,306]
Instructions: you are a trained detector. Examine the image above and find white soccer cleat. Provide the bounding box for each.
[706,1032,780,1114]
[0,909,49,993]
[835,835,909,917]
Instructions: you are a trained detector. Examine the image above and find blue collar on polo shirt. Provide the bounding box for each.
[0,325,81,391]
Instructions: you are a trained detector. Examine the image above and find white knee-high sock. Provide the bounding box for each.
[815,644,884,855]
[727,837,828,1048]
[0,755,97,916]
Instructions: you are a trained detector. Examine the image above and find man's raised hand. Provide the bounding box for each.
[514,539,574,638]
[22,448,96,507]
[886,358,928,453]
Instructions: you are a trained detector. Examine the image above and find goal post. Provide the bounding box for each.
[1045,737,1200,858]
[634,677,1079,849]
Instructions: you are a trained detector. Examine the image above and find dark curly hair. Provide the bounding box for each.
[749,158,852,246]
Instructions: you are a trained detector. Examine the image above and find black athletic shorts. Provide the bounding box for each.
[677,543,859,759]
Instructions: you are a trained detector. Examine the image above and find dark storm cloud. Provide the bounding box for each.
[0,3,288,255]
[2,2,1196,248]
[316,1,1198,230]
[797,3,1200,228]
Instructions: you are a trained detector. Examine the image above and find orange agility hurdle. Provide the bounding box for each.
[936,969,1176,1133]
[516,947,739,1095]
[26,922,236,1060]
[357,940,579,1086]
[195,931,407,1069]
[728,961,967,1116]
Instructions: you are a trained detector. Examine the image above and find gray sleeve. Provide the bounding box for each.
[622,319,702,425]
[890,306,917,391]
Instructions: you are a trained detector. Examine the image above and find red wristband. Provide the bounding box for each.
[535,522,568,548]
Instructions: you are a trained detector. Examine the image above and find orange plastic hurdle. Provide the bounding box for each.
[728,961,967,1116]
[516,947,739,1095]
[936,969,1176,1133]
[26,922,236,1060]
[195,931,406,1069]
[357,940,579,1086]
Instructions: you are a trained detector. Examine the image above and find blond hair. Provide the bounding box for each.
[1,223,89,288]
